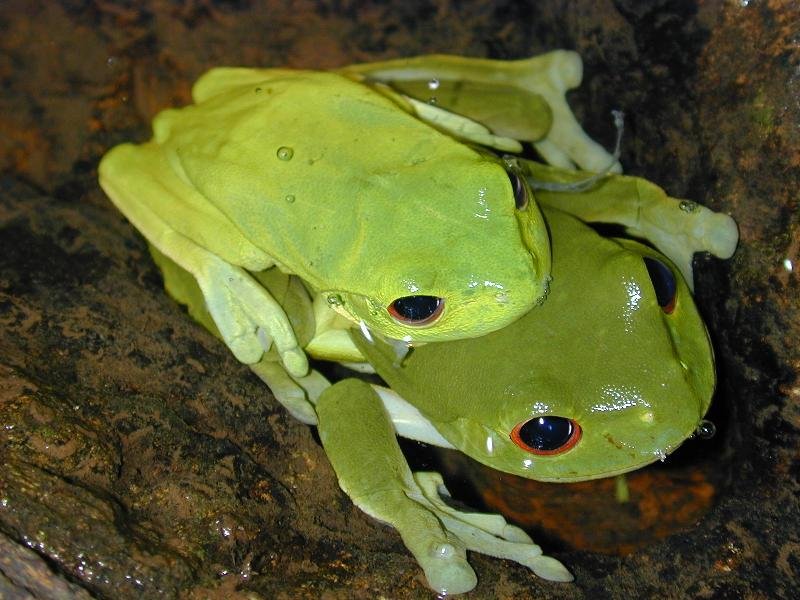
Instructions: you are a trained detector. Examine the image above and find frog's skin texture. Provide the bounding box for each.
[151,186,737,593]
[99,52,620,379]
[348,208,715,480]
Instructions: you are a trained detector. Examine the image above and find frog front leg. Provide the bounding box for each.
[99,144,309,377]
[316,378,571,594]
[340,51,620,173]
[521,160,739,286]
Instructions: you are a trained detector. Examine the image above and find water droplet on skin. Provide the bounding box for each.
[427,78,440,90]
[277,146,294,161]
[679,200,698,213]
[284,194,295,203]
[326,294,343,307]
[254,87,263,94]
[695,419,716,439]
[433,543,455,559]
[427,96,438,105]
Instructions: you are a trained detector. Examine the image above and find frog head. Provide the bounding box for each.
[321,151,550,344]
[356,207,715,482]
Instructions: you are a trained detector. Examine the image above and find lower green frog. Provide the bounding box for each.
[150,172,736,593]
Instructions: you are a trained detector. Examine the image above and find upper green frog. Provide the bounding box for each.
[99,52,622,379]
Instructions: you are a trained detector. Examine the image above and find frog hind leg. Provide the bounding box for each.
[340,51,620,173]
[316,378,570,593]
[317,378,476,594]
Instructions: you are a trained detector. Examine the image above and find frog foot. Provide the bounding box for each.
[196,255,309,377]
[411,471,574,584]
[635,199,739,287]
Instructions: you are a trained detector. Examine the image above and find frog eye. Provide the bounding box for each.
[511,416,582,455]
[643,257,677,314]
[507,170,529,210]
[388,296,444,326]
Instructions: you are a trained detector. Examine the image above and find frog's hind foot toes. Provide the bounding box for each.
[422,542,478,595]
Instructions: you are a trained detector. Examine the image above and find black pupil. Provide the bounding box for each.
[643,257,677,309]
[508,171,528,209]
[518,416,574,451]
[390,295,442,322]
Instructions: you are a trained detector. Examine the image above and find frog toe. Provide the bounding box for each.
[528,555,574,582]
[421,543,477,595]
[280,346,310,378]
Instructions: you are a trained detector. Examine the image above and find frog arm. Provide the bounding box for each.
[249,358,329,425]
[339,51,620,173]
[521,160,739,286]
[316,378,571,594]
[99,145,308,377]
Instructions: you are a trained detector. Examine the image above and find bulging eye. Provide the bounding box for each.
[508,170,529,210]
[388,295,444,326]
[511,416,582,455]
[643,257,677,314]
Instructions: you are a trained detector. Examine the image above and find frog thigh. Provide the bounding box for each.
[99,146,308,377]
[523,160,739,285]
[340,51,620,173]
[316,378,477,595]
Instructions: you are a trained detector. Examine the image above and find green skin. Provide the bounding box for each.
[346,208,715,482]
[108,53,739,594]
[99,51,630,380]
[151,202,732,594]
